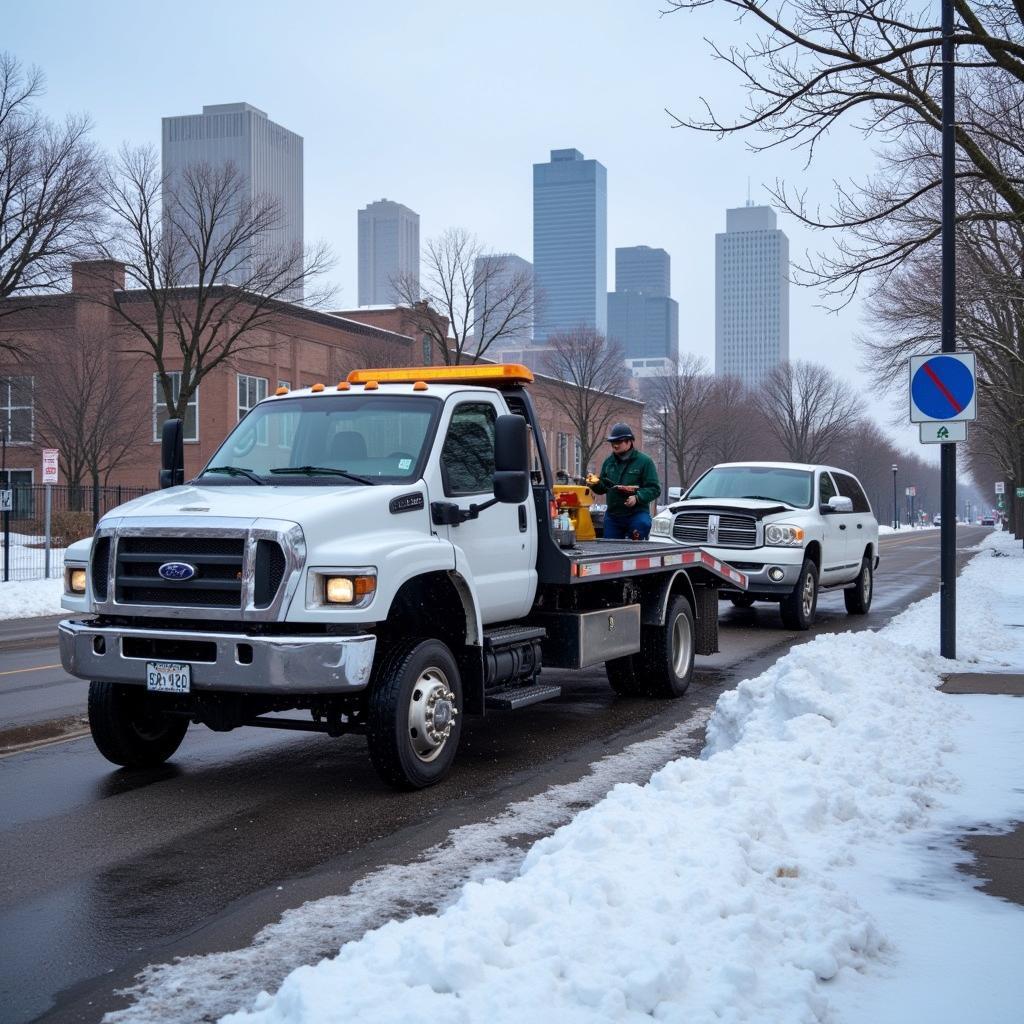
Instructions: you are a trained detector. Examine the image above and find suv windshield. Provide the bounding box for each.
[200,395,441,485]
[686,465,814,508]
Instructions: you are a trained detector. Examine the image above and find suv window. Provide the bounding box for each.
[819,472,838,505]
[441,402,496,495]
[833,472,871,514]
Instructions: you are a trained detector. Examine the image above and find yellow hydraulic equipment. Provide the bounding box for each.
[553,484,598,541]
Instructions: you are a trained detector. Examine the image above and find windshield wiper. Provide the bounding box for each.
[269,465,375,485]
[738,494,788,503]
[201,465,267,486]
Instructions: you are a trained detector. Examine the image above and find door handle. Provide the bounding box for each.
[518,505,528,532]
[839,524,847,530]
[857,523,863,529]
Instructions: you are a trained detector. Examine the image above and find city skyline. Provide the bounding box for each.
[6,0,917,448]
[608,245,679,367]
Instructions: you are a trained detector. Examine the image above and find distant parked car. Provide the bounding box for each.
[981,516,996,526]
[650,461,879,630]
[933,514,941,526]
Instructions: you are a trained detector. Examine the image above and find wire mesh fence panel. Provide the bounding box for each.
[0,484,151,582]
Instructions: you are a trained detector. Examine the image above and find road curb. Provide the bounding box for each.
[0,714,89,757]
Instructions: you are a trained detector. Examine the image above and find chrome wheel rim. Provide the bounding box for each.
[671,612,693,678]
[862,564,872,604]
[801,571,816,617]
[407,667,458,763]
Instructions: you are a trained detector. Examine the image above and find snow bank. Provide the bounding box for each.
[220,536,1024,1023]
[0,577,64,620]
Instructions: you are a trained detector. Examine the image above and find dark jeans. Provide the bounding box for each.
[603,509,653,540]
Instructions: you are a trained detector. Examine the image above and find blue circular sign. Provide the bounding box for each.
[911,356,974,420]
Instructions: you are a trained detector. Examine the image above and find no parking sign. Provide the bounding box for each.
[909,353,977,423]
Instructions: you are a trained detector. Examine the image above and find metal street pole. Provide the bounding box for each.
[892,464,898,530]
[662,408,670,496]
[940,0,956,658]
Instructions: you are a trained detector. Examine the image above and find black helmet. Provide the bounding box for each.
[606,422,635,443]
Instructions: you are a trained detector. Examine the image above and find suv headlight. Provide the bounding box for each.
[764,523,805,546]
[651,516,673,537]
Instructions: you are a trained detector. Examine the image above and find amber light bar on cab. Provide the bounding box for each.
[346,364,535,387]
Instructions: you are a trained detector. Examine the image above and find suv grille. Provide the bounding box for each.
[672,512,757,548]
[116,536,246,608]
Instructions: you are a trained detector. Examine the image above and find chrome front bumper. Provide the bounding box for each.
[58,619,377,694]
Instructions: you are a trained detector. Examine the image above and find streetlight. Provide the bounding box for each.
[892,464,899,530]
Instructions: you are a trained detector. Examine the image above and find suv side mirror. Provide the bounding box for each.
[493,414,529,504]
[159,418,185,489]
[821,495,853,514]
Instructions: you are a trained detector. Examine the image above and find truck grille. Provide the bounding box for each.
[672,512,757,548]
[91,537,111,601]
[116,536,246,608]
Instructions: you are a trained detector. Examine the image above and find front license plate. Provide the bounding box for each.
[146,661,191,693]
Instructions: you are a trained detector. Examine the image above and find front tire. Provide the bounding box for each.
[366,638,463,790]
[639,596,695,697]
[779,559,818,630]
[88,682,189,768]
[844,556,873,615]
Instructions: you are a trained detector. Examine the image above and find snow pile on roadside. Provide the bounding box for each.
[222,537,1024,1023]
[0,577,64,620]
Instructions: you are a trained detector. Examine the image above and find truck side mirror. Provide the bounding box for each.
[159,418,185,489]
[493,414,529,504]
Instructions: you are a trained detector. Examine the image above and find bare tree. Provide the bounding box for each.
[393,229,534,365]
[541,328,629,473]
[665,0,1024,303]
[756,362,862,463]
[0,53,102,354]
[701,375,768,466]
[96,144,334,420]
[644,355,717,489]
[30,321,149,491]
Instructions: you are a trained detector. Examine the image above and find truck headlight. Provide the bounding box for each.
[651,516,673,537]
[66,566,87,593]
[324,574,376,604]
[765,524,805,546]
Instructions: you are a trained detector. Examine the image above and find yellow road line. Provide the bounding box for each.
[0,663,61,677]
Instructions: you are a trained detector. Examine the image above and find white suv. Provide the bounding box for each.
[650,462,879,629]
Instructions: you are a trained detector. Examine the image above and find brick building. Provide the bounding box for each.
[0,261,643,491]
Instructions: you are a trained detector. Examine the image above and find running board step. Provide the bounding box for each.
[485,683,562,711]
[483,624,546,649]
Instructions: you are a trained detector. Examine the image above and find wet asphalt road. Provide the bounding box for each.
[0,527,991,1023]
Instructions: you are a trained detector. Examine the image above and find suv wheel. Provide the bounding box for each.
[844,556,873,615]
[779,559,818,630]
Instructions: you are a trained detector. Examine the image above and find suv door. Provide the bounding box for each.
[432,399,536,623]
[832,471,874,577]
[816,471,853,585]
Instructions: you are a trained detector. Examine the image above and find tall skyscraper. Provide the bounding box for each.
[358,199,420,306]
[473,253,533,350]
[162,103,303,297]
[532,148,607,341]
[607,246,679,365]
[715,203,790,385]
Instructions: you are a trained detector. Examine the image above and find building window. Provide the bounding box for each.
[238,374,269,421]
[0,376,33,443]
[557,432,569,472]
[153,372,198,442]
[574,437,582,477]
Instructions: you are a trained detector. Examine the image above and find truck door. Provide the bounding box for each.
[817,470,853,584]
[430,398,537,623]
[832,471,873,573]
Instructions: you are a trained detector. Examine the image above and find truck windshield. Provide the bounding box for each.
[200,395,441,485]
[685,466,814,508]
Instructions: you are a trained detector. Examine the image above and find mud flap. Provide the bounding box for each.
[694,586,719,656]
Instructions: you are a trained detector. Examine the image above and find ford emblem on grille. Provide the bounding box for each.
[158,561,197,581]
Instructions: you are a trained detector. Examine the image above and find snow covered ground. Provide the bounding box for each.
[0,577,63,620]
[95,531,1024,1024]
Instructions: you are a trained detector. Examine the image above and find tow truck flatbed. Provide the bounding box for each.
[543,538,750,589]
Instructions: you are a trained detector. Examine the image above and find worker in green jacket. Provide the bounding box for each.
[587,423,661,540]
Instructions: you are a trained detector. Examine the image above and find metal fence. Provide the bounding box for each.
[1,484,151,582]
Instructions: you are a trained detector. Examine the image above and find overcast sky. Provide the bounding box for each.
[9,0,931,452]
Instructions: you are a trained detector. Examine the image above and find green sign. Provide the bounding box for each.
[1017,487,1024,498]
